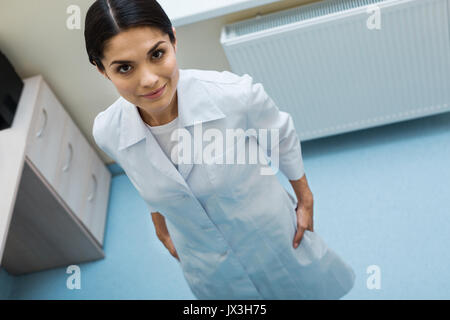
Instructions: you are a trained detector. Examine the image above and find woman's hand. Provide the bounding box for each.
[151,211,180,261]
[289,174,314,249]
[293,201,314,248]
[159,234,180,261]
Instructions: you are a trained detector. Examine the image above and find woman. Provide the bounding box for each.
[84,0,355,299]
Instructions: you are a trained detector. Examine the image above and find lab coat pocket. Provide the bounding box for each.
[294,229,328,267]
[282,189,298,231]
[290,207,298,232]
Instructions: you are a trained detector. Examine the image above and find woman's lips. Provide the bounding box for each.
[141,84,166,99]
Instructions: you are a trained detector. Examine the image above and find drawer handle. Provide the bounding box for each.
[88,174,97,201]
[62,143,73,172]
[36,108,48,138]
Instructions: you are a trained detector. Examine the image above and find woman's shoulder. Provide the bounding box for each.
[92,97,124,159]
[182,68,252,86]
[181,69,256,108]
[93,97,122,133]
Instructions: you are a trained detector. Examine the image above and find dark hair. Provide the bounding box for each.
[84,0,175,72]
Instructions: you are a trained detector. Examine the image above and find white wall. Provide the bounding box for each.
[0,0,317,164]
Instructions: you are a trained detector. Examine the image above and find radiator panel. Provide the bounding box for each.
[221,0,450,140]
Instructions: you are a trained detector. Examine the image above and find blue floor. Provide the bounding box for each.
[1,111,449,299]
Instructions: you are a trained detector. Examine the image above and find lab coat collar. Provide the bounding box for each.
[118,69,226,151]
[117,69,227,191]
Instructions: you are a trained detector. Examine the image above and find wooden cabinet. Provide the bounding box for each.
[0,75,111,275]
[26,80,68,188]
[54,115,92,222]
[81,149,111,246]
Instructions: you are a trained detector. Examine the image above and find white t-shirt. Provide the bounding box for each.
[146,116,180,170]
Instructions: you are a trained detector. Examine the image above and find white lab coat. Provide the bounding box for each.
[93,69,356,299]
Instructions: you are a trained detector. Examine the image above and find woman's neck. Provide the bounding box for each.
[138,91,178,126]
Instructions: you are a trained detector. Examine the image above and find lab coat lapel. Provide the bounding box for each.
[144,126,188,188]
[118,69,226,191]
[174,69,228,181]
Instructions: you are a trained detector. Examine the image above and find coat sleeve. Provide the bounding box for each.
[146,203,158,214]
[242,74,305,180]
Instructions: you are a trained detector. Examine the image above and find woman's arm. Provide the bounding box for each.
[151,211,170,239]
[151,212,179,261]
[289,174,314,248]
[289,174,314,208]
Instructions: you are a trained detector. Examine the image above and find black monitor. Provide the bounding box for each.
[0,50,23,130]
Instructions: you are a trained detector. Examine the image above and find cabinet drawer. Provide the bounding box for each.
[54,117,91,220]
[80,149,111,246]
[26,81,68,187]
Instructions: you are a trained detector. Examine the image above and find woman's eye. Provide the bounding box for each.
[152,49,165,60]
[116,49,165,74]
[117,65,132,74]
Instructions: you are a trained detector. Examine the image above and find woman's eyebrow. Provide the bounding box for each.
[109,40,166,67]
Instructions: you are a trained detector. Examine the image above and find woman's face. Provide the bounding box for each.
[97,26,179,125]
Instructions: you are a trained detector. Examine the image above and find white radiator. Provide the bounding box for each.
[220,0,450,141]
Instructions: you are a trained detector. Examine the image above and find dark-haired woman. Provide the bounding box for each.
[85,0,356,300]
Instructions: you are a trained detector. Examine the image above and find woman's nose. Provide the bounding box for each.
[140,68,159,88]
